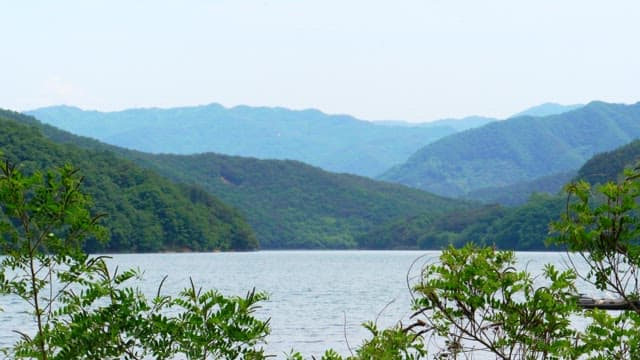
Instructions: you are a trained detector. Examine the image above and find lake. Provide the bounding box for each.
[0,250,589,358]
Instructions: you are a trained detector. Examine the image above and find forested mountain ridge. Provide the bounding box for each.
[381,101,640,197]
[364,137,640,250]
[20,112,476,249]
[0,109,257,252]
[464,170,576,206]
[577,138,640,185]
[120,153,476,249]
[26,104,457,177]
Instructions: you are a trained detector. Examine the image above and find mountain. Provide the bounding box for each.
[381,101,640,198]
[509,102,584,118]
[21,112,475,249]
[421,116,498,131]
[577,138,640,185]
[124,153,476,249]
[358,192,566,250]
[0,109,257,252]
[26,104,456,178]
[375,116,496,132]
[464,171,576,206]
[360,135,640,251]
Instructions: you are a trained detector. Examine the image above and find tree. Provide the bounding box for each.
[409,245,579,359]
[549,165,640,359]
[0,160,269,359]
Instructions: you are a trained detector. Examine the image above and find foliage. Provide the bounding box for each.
[551,167,640,300]
[549,166,640,359]
[286,322,427,360]
[409,244,579,359]
[0,160,269,359]
[350,322,428,360]
[0,109,257,252]
[169,283,269,359]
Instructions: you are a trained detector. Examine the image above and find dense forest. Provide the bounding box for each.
[16,106,640,251]
[359,193,565,250]
[464,170,576,205]
[577,138,640,184]
[382,101,640,197]
[127,153,478,248]
[0,109,257,252]
[16,111,475,249]
[367,136,640,250]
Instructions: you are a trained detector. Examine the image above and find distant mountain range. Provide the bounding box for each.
[25,102,588,181]
[26,104,461,178]
[14,99,640,251]
[509,102,583,118]
[381,101,640,198]
[17,111,474,249]
[373,116,497,131]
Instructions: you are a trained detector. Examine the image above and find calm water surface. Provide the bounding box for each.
[0,251,588,358]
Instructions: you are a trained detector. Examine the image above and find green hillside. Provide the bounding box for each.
[577,139,640,185]
[20,112,475,249]
[464,171,576,206]
[366,137,640,250]
[381,101,640,197]
[0,109,257,252]
[359,193,565,251]
[26,104,456,177]
[92,151,475,249]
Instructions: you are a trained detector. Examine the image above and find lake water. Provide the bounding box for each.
[0,251,591,358]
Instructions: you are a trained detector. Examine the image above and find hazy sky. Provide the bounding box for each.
[1,1,639,122]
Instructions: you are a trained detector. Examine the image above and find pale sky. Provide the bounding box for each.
[1,1,639,122]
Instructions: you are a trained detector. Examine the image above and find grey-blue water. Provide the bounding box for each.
[0,251,589,358]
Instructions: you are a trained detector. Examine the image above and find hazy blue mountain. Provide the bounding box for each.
[26,104,456,177]
[422,116,498,131]
[375,116,496,131]
[381,101,640,197]
[22,111,475,249]
[509,102,584,118]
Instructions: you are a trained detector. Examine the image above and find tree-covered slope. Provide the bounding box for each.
[464,170,576,206]
[577,139,640,185]
[94,152,476,249]
[362,135,640,251]
[381,101,640,197]
[20,113,475,249]
[0,109,257,252]
[26,104,456,178]
[358,193,566,251]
